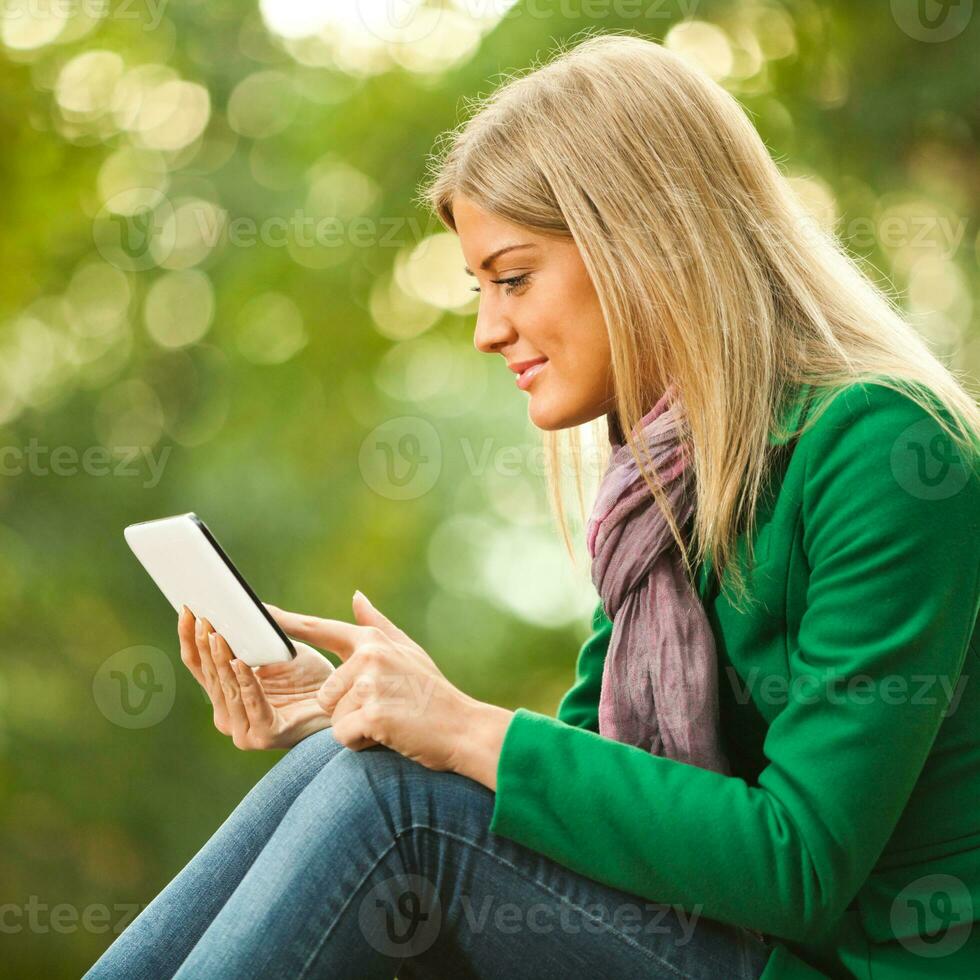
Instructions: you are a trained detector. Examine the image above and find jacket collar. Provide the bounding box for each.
[768,382,813,446]
[696,382,814,600]
[608,383,814,449]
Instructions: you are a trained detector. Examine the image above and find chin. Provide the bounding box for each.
[528,395,602,431]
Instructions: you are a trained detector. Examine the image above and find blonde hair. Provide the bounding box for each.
[417,29,980,609]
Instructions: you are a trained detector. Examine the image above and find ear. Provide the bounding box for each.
[351,591,411,644]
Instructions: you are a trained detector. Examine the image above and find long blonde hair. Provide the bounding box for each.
[418,29,980,608]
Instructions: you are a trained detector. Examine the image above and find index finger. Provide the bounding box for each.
[263,604,363,660]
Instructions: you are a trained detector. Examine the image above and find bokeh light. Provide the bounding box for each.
[665,21,735,81]
[395,234,477,311]
[144,269,215,348]
[1,0,69,52]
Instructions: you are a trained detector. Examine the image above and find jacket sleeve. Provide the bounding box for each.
[555,601,613,732]
[488,383,980,943]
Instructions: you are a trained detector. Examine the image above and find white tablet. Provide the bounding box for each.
[124,513,296,667]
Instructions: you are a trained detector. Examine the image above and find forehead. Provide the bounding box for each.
[452,194,542,267]
[452,195,523,238]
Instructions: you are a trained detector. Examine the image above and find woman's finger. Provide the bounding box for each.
[177,606,207,687]
[210,633,249,736]
[316,668,381,753]
[194,617,218,692]
[231,659,277,734]
[316,661,356,719]
[330,700,382,751]
[351,591,414,647]
[263,604,361,661]
[196,617,229,721]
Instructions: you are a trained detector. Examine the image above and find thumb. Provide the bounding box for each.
[352,590,410,643]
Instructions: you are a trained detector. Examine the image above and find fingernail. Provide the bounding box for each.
[354,589,371,605]
[209,632,216,650]
[195,617,203,637]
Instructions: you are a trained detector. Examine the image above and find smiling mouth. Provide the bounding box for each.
[515,360,548,390]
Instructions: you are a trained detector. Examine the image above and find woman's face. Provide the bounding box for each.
[452,194,615,430]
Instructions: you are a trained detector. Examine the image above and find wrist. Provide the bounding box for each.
[451,695,514,791]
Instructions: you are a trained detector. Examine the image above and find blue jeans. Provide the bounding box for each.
[84,728,772,979]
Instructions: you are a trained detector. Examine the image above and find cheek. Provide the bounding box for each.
[542,353,606,414]
[526,274,608,388]
[556,348,612,416]
[557,325,609,382]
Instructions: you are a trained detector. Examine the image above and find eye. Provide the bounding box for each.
[470,273,532,295]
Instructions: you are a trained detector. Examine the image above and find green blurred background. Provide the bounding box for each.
[0,1,977,974]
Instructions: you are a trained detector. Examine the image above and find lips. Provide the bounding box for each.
[507,356,548,375]
[515,360,547,390]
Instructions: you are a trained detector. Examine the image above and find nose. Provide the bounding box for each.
[473,297,517,355]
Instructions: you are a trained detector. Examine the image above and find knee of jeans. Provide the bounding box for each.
[269,727,344,782]
[323,744,493,837]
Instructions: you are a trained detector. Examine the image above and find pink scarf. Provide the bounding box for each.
[586,384,730,775]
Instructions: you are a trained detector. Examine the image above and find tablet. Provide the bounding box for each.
[124,512,296,667]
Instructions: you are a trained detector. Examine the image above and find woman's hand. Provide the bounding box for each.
[177,605,335,750]
[264,592,488,774]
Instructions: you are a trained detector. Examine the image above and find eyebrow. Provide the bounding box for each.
[463,243,538,276]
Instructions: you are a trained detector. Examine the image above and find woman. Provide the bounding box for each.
[85,32,980,980]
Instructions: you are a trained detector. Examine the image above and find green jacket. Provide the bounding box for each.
[488,381,980,978]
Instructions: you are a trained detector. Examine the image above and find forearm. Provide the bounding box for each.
[451,696,514,791]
